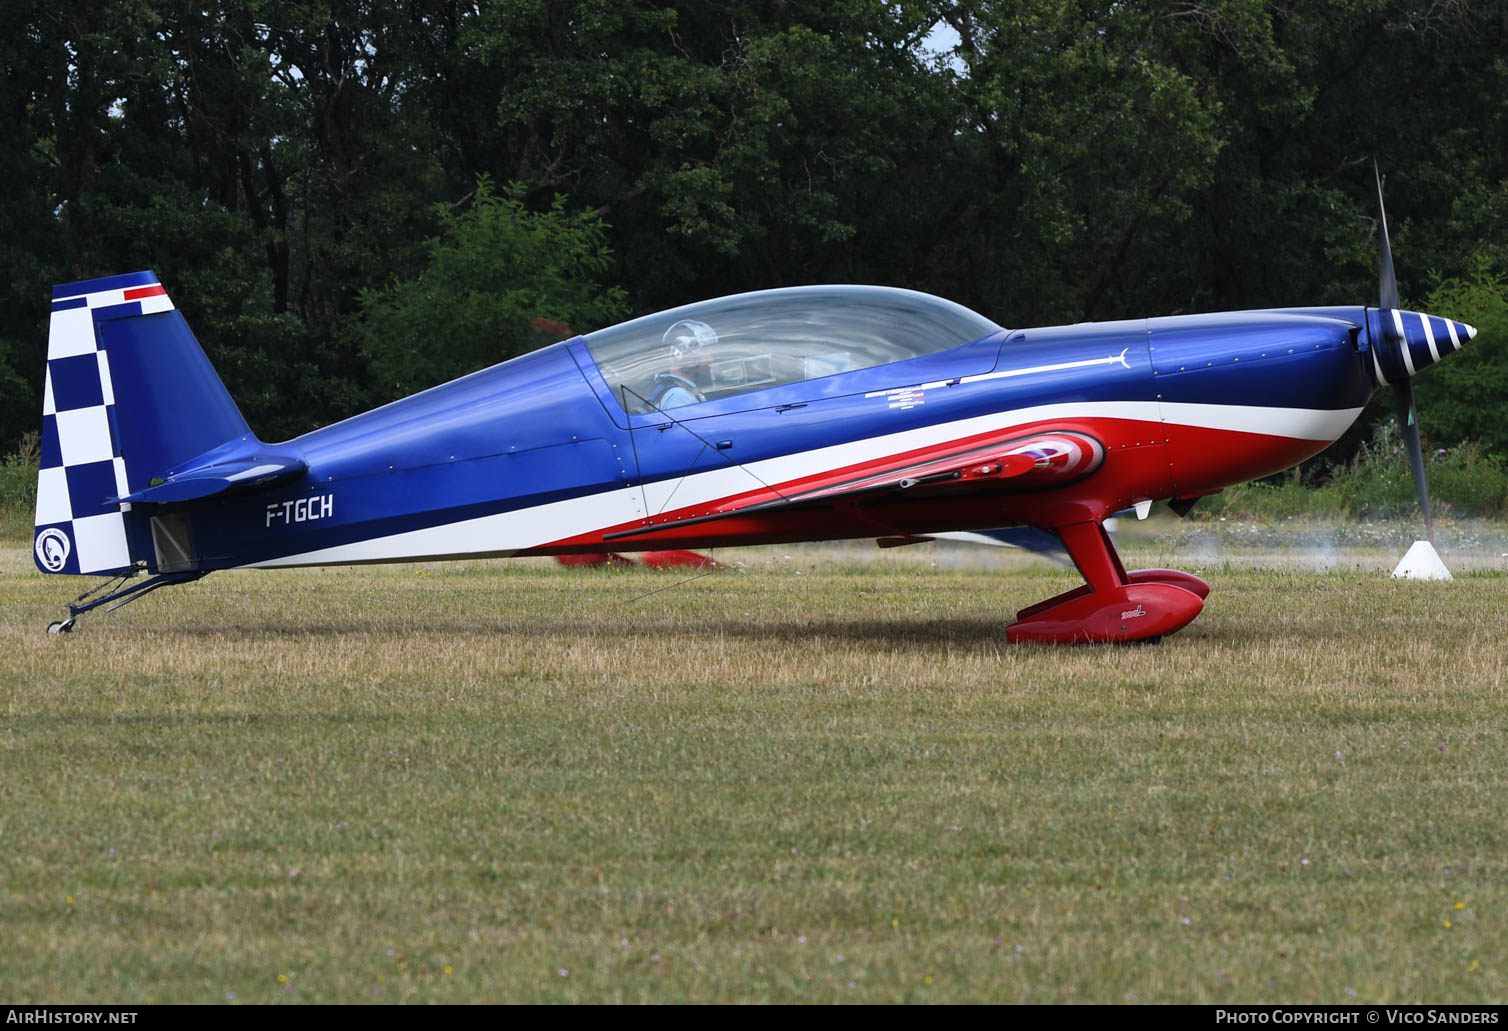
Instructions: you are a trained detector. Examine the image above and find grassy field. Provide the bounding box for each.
[1,535,1505,1004]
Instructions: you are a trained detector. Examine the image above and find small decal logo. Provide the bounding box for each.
[864,385,928,410]
[1120,604,1146,620]
[36,527,71,572]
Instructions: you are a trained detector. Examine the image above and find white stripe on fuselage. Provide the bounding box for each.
[866,349,1133,397]
[244,400,1363,568]
[959,348,1131,385]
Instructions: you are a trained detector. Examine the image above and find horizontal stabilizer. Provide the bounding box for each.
[116,451,307,504]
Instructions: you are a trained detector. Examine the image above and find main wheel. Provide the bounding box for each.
[46,619,75,635]
[1006,583,1203,644]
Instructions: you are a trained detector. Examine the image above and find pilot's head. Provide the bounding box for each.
[662,320,717,365]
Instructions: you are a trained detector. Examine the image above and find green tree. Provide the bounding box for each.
[0,0,63,451]
[454,1,966,310]
[1412,257,1508,455]
[3,0,1508,465]
[935,0,1226,323]
[355,177,628,397]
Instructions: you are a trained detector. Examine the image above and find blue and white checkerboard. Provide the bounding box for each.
[34,273,175,575]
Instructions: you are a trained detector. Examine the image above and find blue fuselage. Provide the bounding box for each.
[165,307,1376,570]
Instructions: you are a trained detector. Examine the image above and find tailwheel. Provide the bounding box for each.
[44,569,208,635]
[1007,521,1205,644]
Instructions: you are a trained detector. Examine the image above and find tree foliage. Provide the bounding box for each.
[1,0,1506,461]
[356,176,627,396]
[1415,258,1508,456]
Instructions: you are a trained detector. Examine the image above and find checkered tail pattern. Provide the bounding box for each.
[34,272,175,576]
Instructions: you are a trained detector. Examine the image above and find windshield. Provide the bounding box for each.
[583,285,1000,413]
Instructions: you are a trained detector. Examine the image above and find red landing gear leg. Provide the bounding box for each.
[1006,521,1207,644]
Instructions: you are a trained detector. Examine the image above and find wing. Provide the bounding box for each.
[604,430,1103,541]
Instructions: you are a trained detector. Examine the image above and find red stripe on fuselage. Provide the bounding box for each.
[122,285,167,300]
[526,416,1335,555]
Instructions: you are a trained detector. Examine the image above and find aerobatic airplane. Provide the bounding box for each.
[32,182,1473,642]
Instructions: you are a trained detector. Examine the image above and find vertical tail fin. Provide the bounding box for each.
[34,271,251,575]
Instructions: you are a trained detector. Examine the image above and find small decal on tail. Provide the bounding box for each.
[35,528,71,572]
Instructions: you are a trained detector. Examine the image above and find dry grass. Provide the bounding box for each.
[1,540,1505,1003]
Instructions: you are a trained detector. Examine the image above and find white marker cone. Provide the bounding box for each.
[1392,540,1452,581]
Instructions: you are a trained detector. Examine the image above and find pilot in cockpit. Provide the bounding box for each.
[647,319,717,410]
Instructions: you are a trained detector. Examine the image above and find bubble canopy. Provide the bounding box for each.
[582,285,1002,413]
